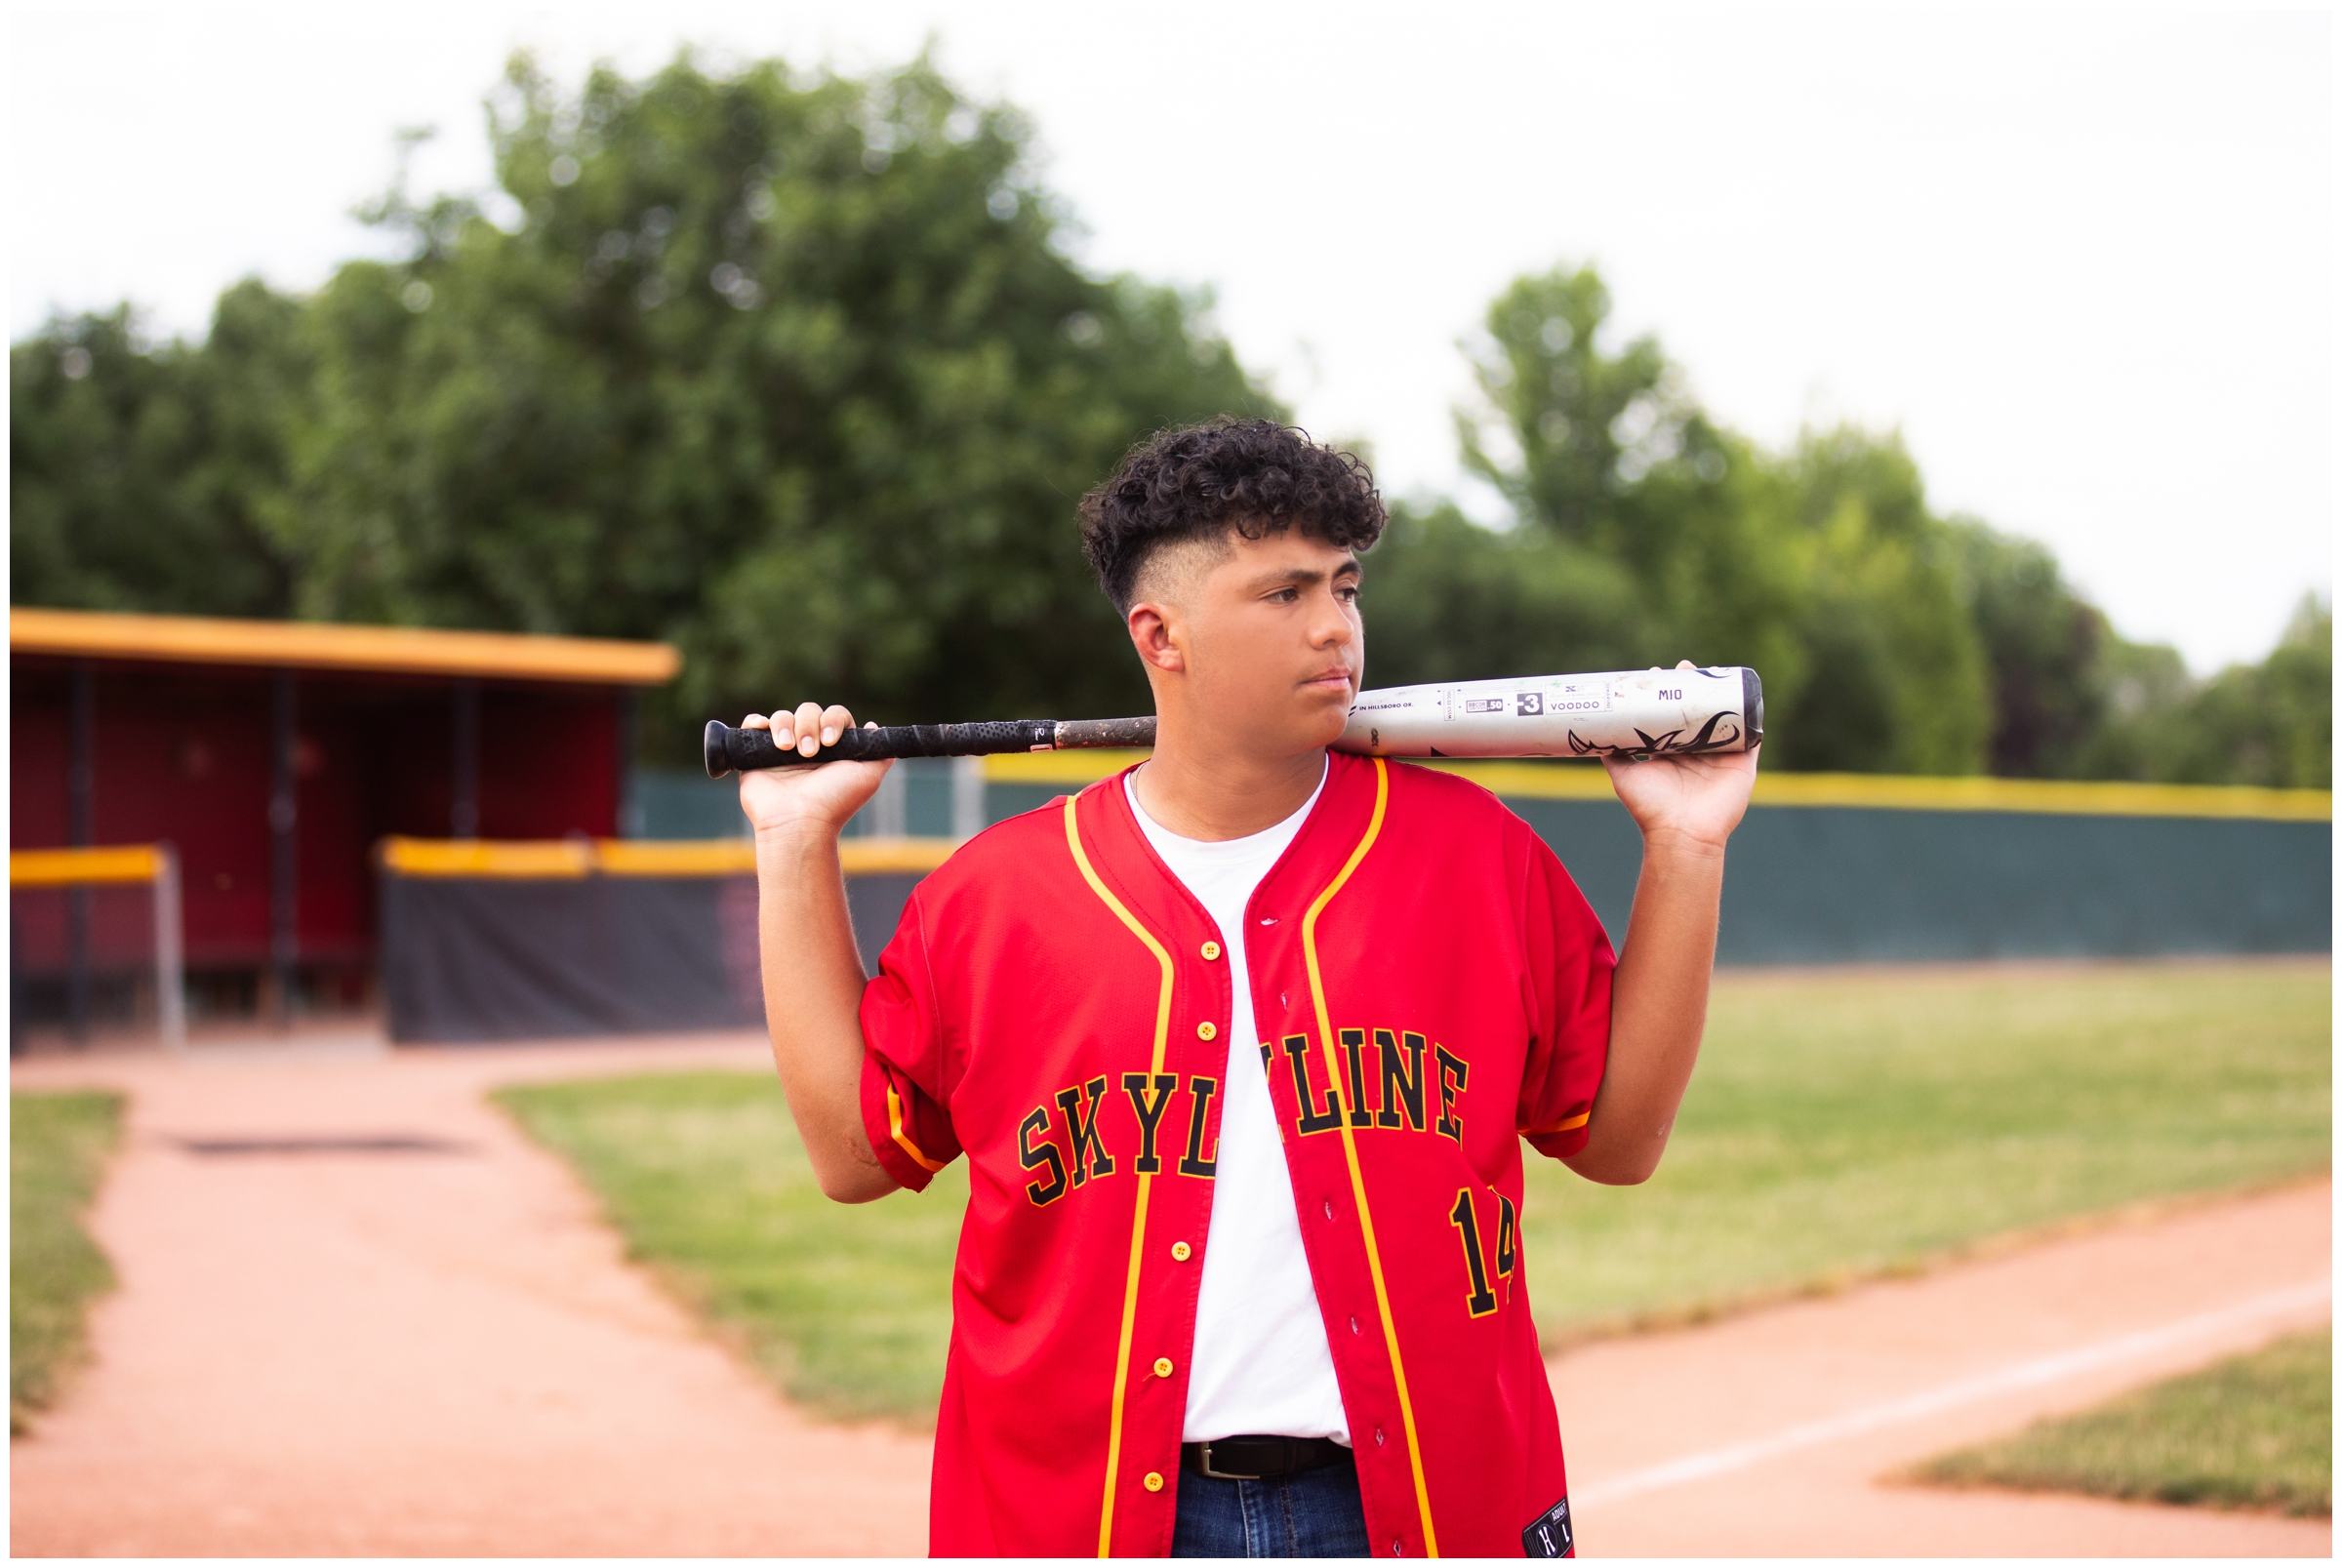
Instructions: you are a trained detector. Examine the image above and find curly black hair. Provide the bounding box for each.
[1077,418,1387,613]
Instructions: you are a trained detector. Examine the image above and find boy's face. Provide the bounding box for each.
[1128,527,1365,755]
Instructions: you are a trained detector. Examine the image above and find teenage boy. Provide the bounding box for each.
[741,419,1756,1557]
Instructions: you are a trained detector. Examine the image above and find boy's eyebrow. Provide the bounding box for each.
[1246,555,1363,591]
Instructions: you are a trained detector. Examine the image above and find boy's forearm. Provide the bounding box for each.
[1565,830,1726,1186]
[756,824,898,1202]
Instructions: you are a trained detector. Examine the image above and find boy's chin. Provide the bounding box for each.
[1287,699,1352,750]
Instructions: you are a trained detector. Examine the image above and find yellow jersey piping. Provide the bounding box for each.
[1063,792,1177,1556]
[885,1086,948,1174]
[1299,758,1439,1556]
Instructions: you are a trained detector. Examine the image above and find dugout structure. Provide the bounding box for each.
[10,607,678,1036]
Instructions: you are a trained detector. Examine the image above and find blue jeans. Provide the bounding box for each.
[1171,1452,1371,1557]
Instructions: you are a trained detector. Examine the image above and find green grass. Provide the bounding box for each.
[495,1071,968,1423]
[1915,1328,2332,1516]
[1521,962,2330,1342]
[501,962,2328,1422]
[11,1090,125,1434]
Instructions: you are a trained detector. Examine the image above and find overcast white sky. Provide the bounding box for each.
[9,3,2334,671]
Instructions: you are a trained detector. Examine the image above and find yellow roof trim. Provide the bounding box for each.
[10,606,679,686]
[11,845,165,887]
[375,835,962,878]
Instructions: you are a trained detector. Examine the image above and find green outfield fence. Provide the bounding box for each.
[985,755,2331,967]
[381,759,2328,1040]
[642,755,2331,970]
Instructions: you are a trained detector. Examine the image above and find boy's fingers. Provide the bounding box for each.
[792,702,826,757]
[821,704,855,746]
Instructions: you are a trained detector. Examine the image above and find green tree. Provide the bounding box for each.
[1397,263,1984,776]
[290,53,1272,741]
[10,288,305,618]
[1757,427,1988,775]
[1362,500,1648,686]
[1943,519,2111,777]
[1450,265,1803,685]
[2080,597,2331,787]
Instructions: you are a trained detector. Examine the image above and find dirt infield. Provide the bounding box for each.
[10,1028,2330,1557]
[1552,1179,2331,1556]
[9,1030,930,1556]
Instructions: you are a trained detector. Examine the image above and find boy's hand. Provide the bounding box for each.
[738,704,893,839]
[1603,745,1758,852]
[1602,663,1758,852]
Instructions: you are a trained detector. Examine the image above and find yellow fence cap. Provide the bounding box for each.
[983,749,1150,785]
[593,839,757,877]
[376,837,594,878]
[10,844,165,886]
[374,835,964,878]
[1405,759,2330,822]
[838,837,961,875]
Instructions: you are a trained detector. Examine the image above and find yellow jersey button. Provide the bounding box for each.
[1144,1471,1165,1493]
[1153,1356,1174,1378]
[1200,941,1222,960]
[1197,1022,1217,1040]
[1171,1241,1192,1261]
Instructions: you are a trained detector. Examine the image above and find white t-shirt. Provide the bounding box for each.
[1127,763,1351,1445]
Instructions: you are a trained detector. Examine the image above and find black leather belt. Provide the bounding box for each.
[1182,1434,1353,1480]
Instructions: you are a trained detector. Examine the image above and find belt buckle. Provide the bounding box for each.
[1197,1440,1262,1481]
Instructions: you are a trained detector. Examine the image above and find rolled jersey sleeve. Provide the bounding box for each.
[857,890,963,1191]
[1514,832,1616,1161]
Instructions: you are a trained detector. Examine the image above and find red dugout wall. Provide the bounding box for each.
[10,609,677,1025]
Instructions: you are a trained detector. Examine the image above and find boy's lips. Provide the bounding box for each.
[1300,668,1356,697]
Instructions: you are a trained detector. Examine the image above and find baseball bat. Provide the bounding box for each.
[704,666,1760,777]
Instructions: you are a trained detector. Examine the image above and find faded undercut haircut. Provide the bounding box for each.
[1077,418,1387,613]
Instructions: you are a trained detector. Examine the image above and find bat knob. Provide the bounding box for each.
[704,719,734,780]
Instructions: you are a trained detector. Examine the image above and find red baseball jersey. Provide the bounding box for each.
[858,752,1615,1556]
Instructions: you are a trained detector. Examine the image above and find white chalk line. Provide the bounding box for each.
[1572,1277,2333,1505]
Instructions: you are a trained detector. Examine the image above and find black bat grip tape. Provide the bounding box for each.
[705,718,1059,777]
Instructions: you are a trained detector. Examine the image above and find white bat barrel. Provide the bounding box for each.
[1339,666,1761,760]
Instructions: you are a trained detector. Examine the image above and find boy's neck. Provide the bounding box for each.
[1129,715,1327,843]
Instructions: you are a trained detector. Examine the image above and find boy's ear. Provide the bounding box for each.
[1128,601,1185,674]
